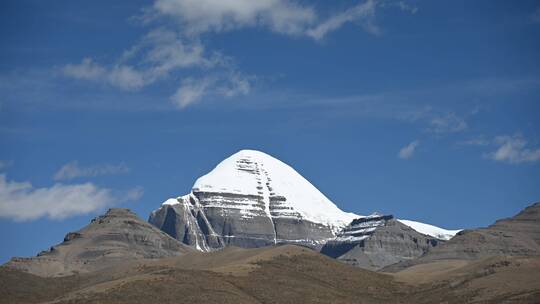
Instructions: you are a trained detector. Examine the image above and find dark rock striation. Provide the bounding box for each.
[149,192,336,251]
[149,150,357,251]
[321,214,443,270]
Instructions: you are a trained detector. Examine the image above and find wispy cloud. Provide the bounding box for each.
[0,174,143,221]
[150,0,414,39]
[62,28,251,108]
[53,161,130,181]
[396,1,418,14]
[307,0,379,40]
[427,112,468,134]
[458,137,490,146]
[62,28,218,92]
[396,106,469,135]
[485,135,540,164]
[170,77,212,108]
[169,72,252,109]
[149,0,316,36]
[63,58,147,91]
[398,140,419,159]
[61,0,416,109]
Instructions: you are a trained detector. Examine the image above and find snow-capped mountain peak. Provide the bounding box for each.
[191,149,359,229]
[152,149,460,253]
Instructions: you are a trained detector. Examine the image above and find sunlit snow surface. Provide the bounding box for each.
[161,149,461,240]
[192,149,359,229]
[397,219,461,240]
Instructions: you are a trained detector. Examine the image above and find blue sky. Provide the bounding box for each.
[1,0,540,263]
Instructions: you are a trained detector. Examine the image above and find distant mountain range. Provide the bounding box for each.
[149,150,459,268]
[1,150,539,303]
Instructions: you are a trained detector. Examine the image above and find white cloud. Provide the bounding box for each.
[0,174,143,221]
[486,135,540,164]
[62,29,248,106]
[170,72,251,108]
[151,0,316,35]
[63,58,147,91]
[307,0,379,40]
[428,112,468,134]
[218,72,252,97]
[63,30,221,92]
[398,140,419,159]
[397,1,418,14]
[54,161,130,181]
[62,58,107,81]
[170,77,212,108]
[107,65,147,90]
[63,0,415,108]
[142,29,213,77]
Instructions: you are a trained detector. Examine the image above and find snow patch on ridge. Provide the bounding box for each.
[398,219,461,241]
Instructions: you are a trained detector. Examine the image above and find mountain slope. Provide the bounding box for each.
[321,214,443,270]
[5,208,191,277]
[150,150,359,250]
[384,202,540,272]
[150,149,458,253]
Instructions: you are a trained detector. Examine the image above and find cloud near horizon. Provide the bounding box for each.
[0,174,143,221]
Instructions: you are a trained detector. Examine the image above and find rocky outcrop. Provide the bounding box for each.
[384,202,540,272]
[6,208,191,277]
[148,195,225,251]
[321,214,443,271]
[149,192,336,251]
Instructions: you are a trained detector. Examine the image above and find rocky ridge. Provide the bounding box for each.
[384,202,540,272]
[321,213,443,270]
[6,208,190,277]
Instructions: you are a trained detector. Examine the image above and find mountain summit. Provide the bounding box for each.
[149,150,458,252]
[192,149,359,229]
[7,208,190,277]
[150,150,359,251]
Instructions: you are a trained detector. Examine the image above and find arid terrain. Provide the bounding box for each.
[1,244,539,304]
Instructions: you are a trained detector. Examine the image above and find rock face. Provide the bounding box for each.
[6,208,190,277]
[384,202,540,272]
[320,214,443,270]
[149,150,358,251]
[149,149,460,267]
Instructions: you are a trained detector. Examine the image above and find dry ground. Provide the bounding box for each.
[1,245,539,304]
